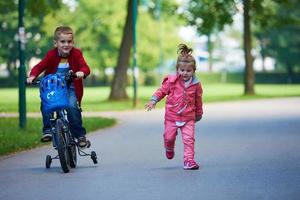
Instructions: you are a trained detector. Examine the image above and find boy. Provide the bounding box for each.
[27,26,90,148]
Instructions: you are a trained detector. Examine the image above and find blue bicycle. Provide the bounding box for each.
[28,71,97,173]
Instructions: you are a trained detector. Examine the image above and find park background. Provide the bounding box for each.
[0,0,299,155]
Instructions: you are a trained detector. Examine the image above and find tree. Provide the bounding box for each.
[185,0,237,72]
[243,0,254,94]
[0,0,62,77]
[109,0,183,100]
[185,0,258,95]
[109,0,135,100]
[253,0,300,79]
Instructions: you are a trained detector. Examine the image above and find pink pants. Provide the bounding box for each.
[164,120,195,161]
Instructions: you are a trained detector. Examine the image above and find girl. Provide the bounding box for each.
[145,44,203,170]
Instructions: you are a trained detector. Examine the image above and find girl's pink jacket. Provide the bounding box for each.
[29,48,90,104]
[152,74,203,122]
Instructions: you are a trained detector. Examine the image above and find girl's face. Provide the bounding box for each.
[177,63,195,81]
[54,33,74,57]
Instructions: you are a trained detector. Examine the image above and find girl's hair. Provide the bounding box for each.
[54,26,73,41]
[176,44,196,71]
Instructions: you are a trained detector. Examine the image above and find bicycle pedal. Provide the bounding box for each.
[86,141,91,148]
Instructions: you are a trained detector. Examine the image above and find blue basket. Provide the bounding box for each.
[40,74,69,113]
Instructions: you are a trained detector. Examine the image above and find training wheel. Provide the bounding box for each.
[91,151,97,164]
[46,155,52,168]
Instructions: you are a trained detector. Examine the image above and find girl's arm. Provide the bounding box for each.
[145,100,156,111]
[195,83,203,119]
[145,76,170,111]
[153,76,170,102]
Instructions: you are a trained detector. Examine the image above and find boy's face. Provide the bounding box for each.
[177,63,195,81]
[54,33,74,57]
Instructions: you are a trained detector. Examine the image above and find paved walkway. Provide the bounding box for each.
[1,97,300,200]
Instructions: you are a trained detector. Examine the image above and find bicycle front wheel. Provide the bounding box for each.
[68,135,77,168]
[55,119,71,173]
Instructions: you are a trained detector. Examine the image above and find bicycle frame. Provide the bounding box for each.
[49,110,70,148]
[50,109,92,159]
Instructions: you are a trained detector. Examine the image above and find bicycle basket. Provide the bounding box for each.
[40,74,69,113]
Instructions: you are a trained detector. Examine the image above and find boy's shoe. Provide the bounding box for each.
[78,136,90,149]
[41,132,52,143]
[165,149,175,159]
[183,160,200,170]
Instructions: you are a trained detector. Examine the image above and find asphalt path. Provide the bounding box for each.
[0,98,299,200]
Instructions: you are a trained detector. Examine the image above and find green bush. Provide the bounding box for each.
[144,73,158,86]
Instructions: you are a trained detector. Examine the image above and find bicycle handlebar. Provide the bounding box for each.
[25,70,84,86]
[25,79,40,86]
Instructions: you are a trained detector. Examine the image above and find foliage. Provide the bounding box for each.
[253,0,300,73]
[0,0,183,84]
[0,0,63,76]
[41,0,182,75]
[184,0,237,35]
[138,4,182,72]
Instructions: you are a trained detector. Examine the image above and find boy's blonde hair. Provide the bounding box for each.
[54,26,73,41]
[176,44,196,71]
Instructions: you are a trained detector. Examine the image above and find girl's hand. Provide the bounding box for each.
[195,115,202,122]
[75,71,84,79]
[145,100,156,111]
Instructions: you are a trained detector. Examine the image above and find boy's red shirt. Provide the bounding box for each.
[30,47,90,104]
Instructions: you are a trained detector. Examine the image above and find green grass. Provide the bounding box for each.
[0,83,299,156]
[201,84,300,102]
[0,117,115,156]
[1,84,299,112]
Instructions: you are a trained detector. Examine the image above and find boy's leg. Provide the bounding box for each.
[67,88,88,147]
[164,120,178,159]
[41,104,52,142]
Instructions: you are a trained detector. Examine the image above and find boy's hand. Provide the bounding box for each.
[145,100,156,111]
[26,76,36,84]
[75,71,84,79]
[196,115,202,122]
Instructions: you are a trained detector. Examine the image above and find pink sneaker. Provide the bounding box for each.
[183,160,199,170]
[165,149,174,159]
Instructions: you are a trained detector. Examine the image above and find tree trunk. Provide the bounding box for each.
[243,0,255,95]
[109,0,133,100]
[286,60,293,83]
[259,38,266,72]
[207,33,213,72]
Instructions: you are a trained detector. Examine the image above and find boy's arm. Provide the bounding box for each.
[195,83,203,120]
[26,76,36,84]
[76,50,90,77]
[29,52,50,78]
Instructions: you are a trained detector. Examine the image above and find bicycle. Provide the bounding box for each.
[27,71,97,173]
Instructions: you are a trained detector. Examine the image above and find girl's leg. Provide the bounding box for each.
[180,120,195,162]
[164,120,178,151]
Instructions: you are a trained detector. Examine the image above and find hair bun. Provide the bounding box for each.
[177,44,193,55]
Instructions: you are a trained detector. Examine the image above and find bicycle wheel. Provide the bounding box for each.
[55,119,70,173]
[67,133,77,168]
[91,151,98,164]
[45,155,52,168]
